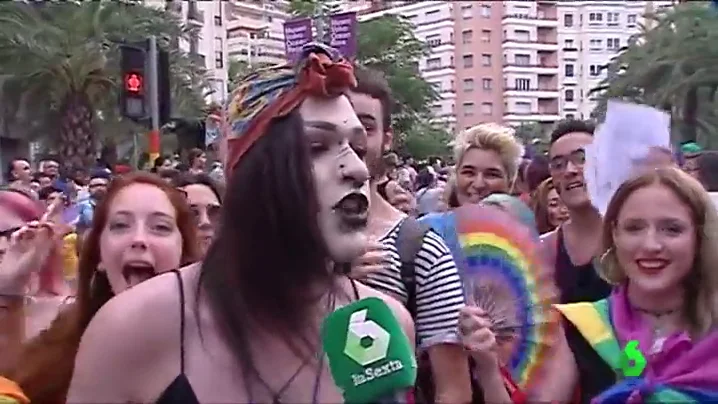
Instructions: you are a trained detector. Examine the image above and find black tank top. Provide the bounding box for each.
[155,270,362,404]
[563,319,616,402]
[554,227,611,304]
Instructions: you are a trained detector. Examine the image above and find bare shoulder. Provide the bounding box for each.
[68,264,201,402]
[354,281,415,346]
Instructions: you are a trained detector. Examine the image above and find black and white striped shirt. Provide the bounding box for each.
[362,219,466,348]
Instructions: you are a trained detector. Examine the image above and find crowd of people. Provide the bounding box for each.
[1,42,717,403]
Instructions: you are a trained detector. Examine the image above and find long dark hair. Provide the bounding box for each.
[198,111,333,374]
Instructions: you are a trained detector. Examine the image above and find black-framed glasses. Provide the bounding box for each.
[549,149,586,172]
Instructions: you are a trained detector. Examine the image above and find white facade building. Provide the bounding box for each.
[557,0,674,120]
[359,1,457,131]
[145,0,229,104]
[226,0,291,68]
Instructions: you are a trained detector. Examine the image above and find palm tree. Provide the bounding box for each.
[590,2,718,145]
[0,1,210,167]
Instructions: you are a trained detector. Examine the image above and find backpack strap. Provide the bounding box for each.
[395,217,430,319]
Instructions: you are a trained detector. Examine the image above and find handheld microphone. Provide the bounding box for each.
[322,297,417,404]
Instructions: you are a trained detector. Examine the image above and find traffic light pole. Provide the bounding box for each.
[148,36,161,164]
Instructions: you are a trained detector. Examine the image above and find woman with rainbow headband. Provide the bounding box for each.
[528,167,718,402]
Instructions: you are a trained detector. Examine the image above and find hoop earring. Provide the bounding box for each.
[599,247,615,268]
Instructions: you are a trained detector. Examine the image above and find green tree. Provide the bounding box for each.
[590,2,718,146]
[0,1,210,167]
[288,1,450,158]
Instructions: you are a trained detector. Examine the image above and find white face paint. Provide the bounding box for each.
[298,94,371,264]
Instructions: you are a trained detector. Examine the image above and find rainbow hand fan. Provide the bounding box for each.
[429,204,559,390]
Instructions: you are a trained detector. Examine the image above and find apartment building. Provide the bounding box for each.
[557,0,674,120]
[226,0,291,68]
[151,0,229,104]
[358,1,505,133]
[501,1,561,126]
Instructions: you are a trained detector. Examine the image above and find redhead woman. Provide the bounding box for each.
[4,172,199,403]
[67,44,413,403]
[465,168,718,402]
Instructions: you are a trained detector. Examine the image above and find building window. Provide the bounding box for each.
[516,101,531,114]
[215,51,224,68]
[463,102,475,117]
[628,14,637,24]
[515,29,530,42]
[564,13,573,27]
[481,102,493,115]
[426,9,440,19]
[427,57,441,69]
[565,64,575,77]
[481,54,492,66]
[481,29,491,43]
[607,12,620,25]
[566,113,575,119]
[565,89,575,101]
[463,54,474,68]
[607,38,620,50]
[515,54,530,65]
[480,5,491,18]
[564,39,575,49]
[214,36,223,49]
[462,30,473,44]
[461,5,472,19]
[589,64,601,76]
[463,78,474,92]
[589,12,603,23]
[426,34,442,47]
[429,81,442,92]
[515,78,530,90]
[589,39,602,50]
[482,78,492,90]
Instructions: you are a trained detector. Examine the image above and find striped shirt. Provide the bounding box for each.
[362,219,466,347]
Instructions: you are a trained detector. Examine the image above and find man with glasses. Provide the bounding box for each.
[542,119,610,304]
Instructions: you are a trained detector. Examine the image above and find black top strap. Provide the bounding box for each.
[171,269,186,374]
[349,278,360,301]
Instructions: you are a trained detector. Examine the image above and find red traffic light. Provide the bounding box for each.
[125,73,144,94]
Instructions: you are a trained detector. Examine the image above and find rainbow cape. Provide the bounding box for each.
[556,292,718,403]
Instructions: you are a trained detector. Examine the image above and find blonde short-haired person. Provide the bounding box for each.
[463,167,718,402]
[452,123,523,207]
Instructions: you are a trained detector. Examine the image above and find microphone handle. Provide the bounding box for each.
[370,389,414,404]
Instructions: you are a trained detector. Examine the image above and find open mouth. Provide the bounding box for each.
[333,193,369,229]
[122,262,157,287]
[565,181,584,191]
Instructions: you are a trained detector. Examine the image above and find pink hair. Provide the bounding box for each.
[0,190,65,296]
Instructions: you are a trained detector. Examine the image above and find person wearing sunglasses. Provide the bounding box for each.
[172,173,222,257]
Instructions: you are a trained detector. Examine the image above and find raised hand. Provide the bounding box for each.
[459,306,499,371]
[0,221,61,293]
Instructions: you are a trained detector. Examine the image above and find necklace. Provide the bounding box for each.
[245,289,336,404]
[633,306,680,354]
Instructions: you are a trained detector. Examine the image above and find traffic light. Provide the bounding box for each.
[120,44,147,121]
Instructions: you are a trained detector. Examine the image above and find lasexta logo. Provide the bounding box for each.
[344,309,391,366]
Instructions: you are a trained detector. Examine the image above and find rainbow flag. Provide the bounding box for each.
[556,299,718,403]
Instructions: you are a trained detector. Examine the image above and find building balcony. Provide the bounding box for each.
[502,14,558,28]
[504,87,560,98]
[422,64,455,73]
[562,75,579,84]
[427,41,455,54]
[562,47,579,60]
[502,38,559,52]
[503,111,561,123]
[503,63,558,75]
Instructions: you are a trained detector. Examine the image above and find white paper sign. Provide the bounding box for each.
[585,100,671,216]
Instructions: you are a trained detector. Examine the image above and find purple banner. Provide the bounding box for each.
[329,12,357,59]
[283,18,312,62]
